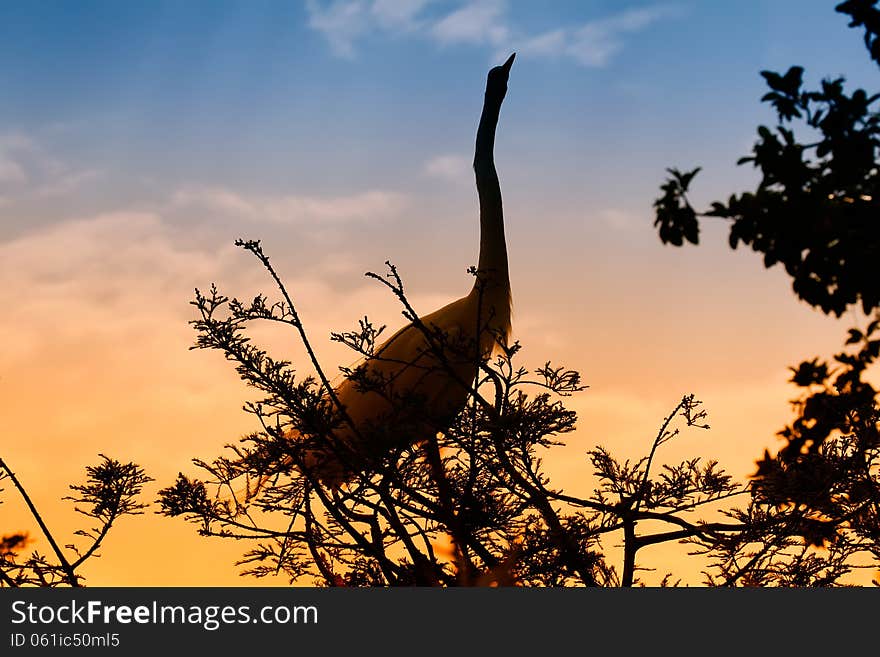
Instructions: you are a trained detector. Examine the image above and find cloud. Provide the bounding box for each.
[306,0,434,57]
[0,212,225,365]
[0,134,35,185]
[424,154,471,182]
[171,186,407,224]
[430,0,508,46]
[371,0,434,29]
[598,208,638,232]
[565,6,677,67]
[514,29,566,58]
[505,5,678,67]
[306,1,678,68]
[0,211,241,583]
[305,0,370,58]
[35,169,102,198]
[0,207,424,455]
[0,157,27,184]
[0,132,101,200]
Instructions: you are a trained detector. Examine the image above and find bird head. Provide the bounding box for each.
[486,52,515,102]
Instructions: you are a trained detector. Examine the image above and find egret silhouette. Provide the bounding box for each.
[270,54,515,490]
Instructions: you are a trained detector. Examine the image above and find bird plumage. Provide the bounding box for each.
[259,54,515,490]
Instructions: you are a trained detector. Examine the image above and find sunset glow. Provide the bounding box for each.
[1,1,876,586]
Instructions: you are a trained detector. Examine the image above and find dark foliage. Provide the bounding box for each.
[652,1,880,585]
[158,241,880,586]
[654,1,880,317]
[838,0,880,65]
[0,455,151,587]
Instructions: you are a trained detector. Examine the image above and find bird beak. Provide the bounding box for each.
[502,52,515,73]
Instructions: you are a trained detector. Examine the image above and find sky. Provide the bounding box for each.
[1,0,877,586]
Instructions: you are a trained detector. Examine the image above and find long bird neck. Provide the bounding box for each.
[472,88,510,312]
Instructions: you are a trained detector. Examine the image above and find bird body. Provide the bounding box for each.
[280,54,516,488]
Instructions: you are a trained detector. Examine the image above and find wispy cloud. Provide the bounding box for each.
[0,132,102,200]
[523,6,679,68]
[35,169,102,198]
[305,1,678,67]
[0,157,27,184]
[171,186,407,224]
[430,0,507,47]
[0,212,221,359]
[0,134,35,185]
[423,153,471,183]
[598,208,639,232]
[306,0,435,57]
[305,0,370,58]
[513,29,565,58]
[371,0,435,29]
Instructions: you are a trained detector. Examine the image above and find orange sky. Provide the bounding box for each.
[0,206,861,586]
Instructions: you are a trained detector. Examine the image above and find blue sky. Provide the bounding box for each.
[2,1,875,212]
[1,1,878,584]
[2,1,875,314]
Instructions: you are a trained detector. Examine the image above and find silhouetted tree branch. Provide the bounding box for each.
[0,455,151,587]
[159,239,880,586]
[651,0,880,585]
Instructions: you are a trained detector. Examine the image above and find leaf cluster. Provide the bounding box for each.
[654,2,880,316]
